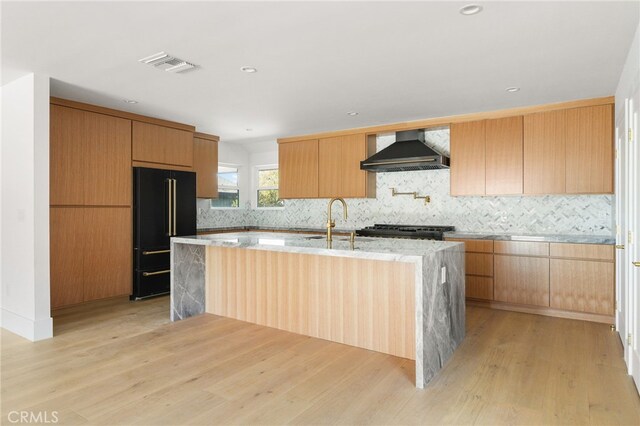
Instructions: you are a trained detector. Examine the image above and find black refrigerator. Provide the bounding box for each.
[133,167,196,299]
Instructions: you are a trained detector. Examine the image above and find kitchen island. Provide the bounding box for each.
[169,232,465,388]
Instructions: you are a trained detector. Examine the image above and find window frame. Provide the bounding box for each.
[253,165,284,210]
[210,163,241,209]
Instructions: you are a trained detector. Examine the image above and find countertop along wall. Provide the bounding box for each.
[198,129,614,236]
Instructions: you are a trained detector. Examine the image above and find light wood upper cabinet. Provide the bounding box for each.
[50,105,85,205]
[83,111,132,206]
[565,105,614,194]
[193,134,219,199]
[279,139,319,199]
[318,134,375,198]
[132,121,194,167]
[50,105,132,206]
[485,116,523,195]
[450,120,486,196]
[523,109,567,194]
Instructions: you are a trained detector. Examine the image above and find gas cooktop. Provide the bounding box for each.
[355,224,455,240]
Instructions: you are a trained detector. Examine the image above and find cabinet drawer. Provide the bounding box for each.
[494,255,549,307]
[466,253,494,276]
[446,238,494,253]
[466,276,493,300]
[550,259,614,315]
[549,243,613,261]
[494,240,549,256]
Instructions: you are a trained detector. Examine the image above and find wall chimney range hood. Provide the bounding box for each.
[360,130,450,172]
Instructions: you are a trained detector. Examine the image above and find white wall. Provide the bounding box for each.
[0,73,52,341]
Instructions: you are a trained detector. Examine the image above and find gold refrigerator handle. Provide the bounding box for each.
[167,178,173,236]
[142,249,171,255]
[633,261,640,267]
[142,270,171,276]
[172,179,177,236]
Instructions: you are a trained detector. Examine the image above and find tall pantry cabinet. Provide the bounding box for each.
[50,104,133,309]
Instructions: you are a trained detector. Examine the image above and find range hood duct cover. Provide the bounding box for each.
[360,130,450,172]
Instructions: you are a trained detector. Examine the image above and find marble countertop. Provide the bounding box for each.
[196,226,615,245]
[173,232,462,263]
[443,232,615,245]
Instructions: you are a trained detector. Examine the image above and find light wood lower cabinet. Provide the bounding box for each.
[50,207,132,309]
[466,276,494,301]
[550,259,614,315]
[494,255,550,307]
[445,238,494,301]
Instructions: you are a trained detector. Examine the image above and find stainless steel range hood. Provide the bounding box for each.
[360,130,450,172]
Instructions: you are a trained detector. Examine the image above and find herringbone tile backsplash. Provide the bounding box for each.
[198,130,614,236]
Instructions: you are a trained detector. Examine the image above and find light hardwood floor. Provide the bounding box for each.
[1,297,639,425]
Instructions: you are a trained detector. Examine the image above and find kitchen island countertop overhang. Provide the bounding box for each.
[170,232,465,388]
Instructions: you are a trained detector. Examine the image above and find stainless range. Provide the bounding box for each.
[355,224,455,240]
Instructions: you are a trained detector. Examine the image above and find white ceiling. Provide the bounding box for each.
[2,1,638,145]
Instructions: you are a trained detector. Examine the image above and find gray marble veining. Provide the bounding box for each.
[170,242,206,321]
[170,232,465,388]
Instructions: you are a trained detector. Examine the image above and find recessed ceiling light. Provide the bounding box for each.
[240,66,257,73]
[347,111,359,116]
[506,87,520,93]
[123,99,138,104]
[459,4,483,15]
[246,128,253,132]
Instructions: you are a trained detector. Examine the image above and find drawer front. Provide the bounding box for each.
[466,253,494,276]
[494,240,549,257]
[494,255,550,307]
[549,243,614,261]
[550,259,614,315]
[134,268,170,299]
[446,238,494,253]
[466,276,493,300]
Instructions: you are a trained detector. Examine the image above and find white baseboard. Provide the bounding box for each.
[1,308,53,341]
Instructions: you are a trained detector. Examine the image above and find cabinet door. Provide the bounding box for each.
[550,259,614,315]
[494,255,550,306]
[524,110,566,194]
[83,208,132,301]
[50,105,85,205]
[278,139,319,198]
[132,121,194,167]
[83,111,132,206]
[318,134,371,198]
[566,105,614,194]
[50,208,84,308]
[466,276,494,300]
[193,137,218,198]
[485,116,523,195]
[450,120,486,195]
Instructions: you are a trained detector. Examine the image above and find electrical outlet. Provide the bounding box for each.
[441,266,447,283]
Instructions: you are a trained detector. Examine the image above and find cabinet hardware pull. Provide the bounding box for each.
[142,249,170,255]
[615,245,625,249]
[172,179,177,236]
[142,270,170,276]
[167,178,173,236]
[633,261,640,267]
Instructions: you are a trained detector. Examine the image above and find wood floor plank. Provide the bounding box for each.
[1,296,639,425]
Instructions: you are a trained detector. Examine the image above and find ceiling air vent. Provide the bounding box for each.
[138,51,197,73]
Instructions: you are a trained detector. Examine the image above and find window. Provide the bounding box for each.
[211,166,240,208]
[256,168,284,208]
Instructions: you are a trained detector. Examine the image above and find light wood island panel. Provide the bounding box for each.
[205,246,416,359]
